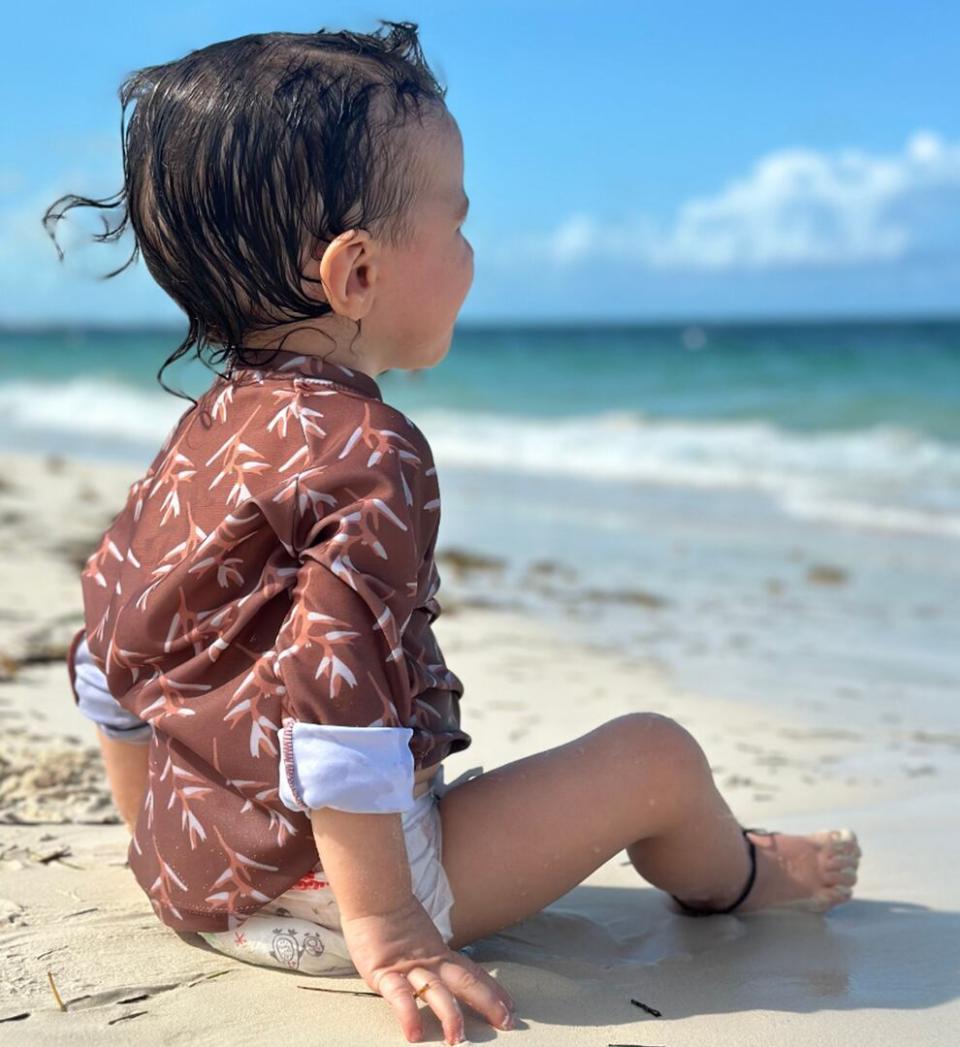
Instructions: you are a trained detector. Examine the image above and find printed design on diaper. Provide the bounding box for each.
[291,869,330,891]
[269,925,326,969]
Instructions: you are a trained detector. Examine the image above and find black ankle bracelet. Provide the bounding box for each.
[671,827,758,917]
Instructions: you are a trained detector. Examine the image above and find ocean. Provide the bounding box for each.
[3,320,958,715]
[2,319,959,538]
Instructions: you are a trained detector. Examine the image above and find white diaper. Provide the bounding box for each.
[195,764,483,976]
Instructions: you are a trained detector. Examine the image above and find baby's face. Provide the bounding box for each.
[370,110,474,372]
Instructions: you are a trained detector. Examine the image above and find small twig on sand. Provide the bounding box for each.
[47,971,66,1012]
[297,985,379,998]
[29,846,71,865]
[630,997,663,1017]
[185,969,234,988]
[30,844,82,869]
[108,1011,148,1025]
[52,856,84,870]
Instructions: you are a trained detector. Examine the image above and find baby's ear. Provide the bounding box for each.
[314,230,380,321]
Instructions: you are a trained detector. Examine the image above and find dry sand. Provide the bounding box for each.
[1,449,958,1045]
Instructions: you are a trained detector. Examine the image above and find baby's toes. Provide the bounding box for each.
[816,830,860,885]
[825,863,859,886]
[839,865,859,886]
[824,884,855,907]
[830,828,859,852]
[823,851,860,874]
[821,829,860,861]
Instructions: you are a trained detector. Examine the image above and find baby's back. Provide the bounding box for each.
[68,349,471,933]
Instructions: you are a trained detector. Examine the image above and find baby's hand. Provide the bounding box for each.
[340,895,516,1044]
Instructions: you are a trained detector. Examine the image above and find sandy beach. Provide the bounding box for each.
[1,448,959,1046]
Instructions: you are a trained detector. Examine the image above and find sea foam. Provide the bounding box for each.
[2,379,958,538]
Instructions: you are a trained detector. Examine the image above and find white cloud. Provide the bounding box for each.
[512,131,960,271]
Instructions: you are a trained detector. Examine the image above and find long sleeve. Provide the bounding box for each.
[67,628,152,744]
[271,412,439,815]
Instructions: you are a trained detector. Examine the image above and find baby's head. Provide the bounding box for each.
[43,20,473,393]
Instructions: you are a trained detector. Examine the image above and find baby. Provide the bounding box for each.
[50,21,861,1046]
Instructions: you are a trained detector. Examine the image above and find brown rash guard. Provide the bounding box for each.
[64,348,471,933]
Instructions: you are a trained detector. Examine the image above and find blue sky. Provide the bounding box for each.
[3,1,959,323]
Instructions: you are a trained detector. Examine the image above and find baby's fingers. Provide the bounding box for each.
[407,965,466,1045]
[376,970,429,1044]
[440,954,517,1033]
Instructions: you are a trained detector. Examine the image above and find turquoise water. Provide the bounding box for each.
[3,319,959,435]
[2,319,959,536]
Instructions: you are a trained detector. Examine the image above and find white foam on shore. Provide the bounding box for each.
[0,377,188,445]
[2,379,959,538]
[419,409,960,538]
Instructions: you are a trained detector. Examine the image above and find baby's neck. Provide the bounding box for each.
[241,322,387,378]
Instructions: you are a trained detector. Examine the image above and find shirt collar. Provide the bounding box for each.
[226,347,383,401]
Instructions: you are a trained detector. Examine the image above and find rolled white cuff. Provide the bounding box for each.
[73,634,152,743]
[278,721,418,814]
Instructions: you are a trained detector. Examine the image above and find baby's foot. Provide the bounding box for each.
[736,828,861,914]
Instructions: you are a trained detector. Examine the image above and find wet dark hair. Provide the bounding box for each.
[41,20,449,404]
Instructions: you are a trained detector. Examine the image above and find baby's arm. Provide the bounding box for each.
[67,629,151,833]
[309,806,413,918]
[97,730,149,833]
[309,803,476,1044]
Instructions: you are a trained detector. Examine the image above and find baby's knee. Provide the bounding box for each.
[608,712,710,783]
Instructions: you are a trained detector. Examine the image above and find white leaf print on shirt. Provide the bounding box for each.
[266,385,327,441]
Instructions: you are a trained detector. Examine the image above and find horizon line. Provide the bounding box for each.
[2,310,960,335]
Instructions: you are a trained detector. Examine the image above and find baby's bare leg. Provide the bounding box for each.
[438,713,859,949]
